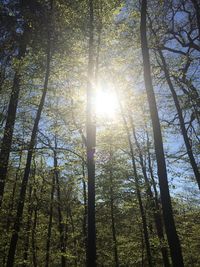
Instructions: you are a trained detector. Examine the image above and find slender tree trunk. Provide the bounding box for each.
[31,164,38,267]
[22,185,33,267]
[158,49,200,190]
[45,173,55,267]
[130,156,152,267]
[146,132,159,203]
[68,206,78,267]
[0,38,27,208]
[82,161,88,264]
[6,29,52,267]
[32,206,38,267]
[140,1,184,266]
[2,149,24,266]
[130,119,170,267]
[109,169,119,267]
[0,58,7,93]
[8,149,23,215]
[5,149,23,234]
[116,89,153,266]
[54,145,66,267]
[86,0,96,266]
[140,227,144,267]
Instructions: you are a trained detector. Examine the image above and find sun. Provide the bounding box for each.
[95,85,118,118]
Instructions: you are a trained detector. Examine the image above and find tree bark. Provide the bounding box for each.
[128,140,152,267]
[108,166,119,267]
[45,173,55,267]
[82,161,88,264]
[6,29,51,267]
[0,37,27,207]
[22,185,33,267]
[86,0,96,266]
[54,143,66,267]
[140,1,184,266]
[32,206,38,267]
[130,119,170,267]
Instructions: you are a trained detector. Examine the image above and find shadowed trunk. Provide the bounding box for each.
[0,36,27,207]
[128,136,152,267]
[22,184,33,267]
[140,1,184,266]
[86,0,96,266]
[6,23,52,267]
[54,141,66,267]
[45,172,55,267]
[82,161,88,264]
[130,118,170,267]
[32,205,38,267]
[109,167,119,267]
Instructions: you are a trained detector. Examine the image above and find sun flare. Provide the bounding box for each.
[95,87,118,118]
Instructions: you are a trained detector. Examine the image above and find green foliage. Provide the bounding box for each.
[0,0,200,266]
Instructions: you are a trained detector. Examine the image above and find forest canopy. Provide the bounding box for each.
[0,0,200,266]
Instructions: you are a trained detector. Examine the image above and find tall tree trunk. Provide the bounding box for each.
[6,27,52,267]
[86,0,96,266]
[158,49,200,190]
[32,206,38,267]
[134,167,152,267]
[116,89,153,266]
[0,37,27,208]
[22,184,33,267]
[45,173,55,267]
[0,58,7,93]
[54,143,66,267]
[68,206,78,267]
[109,168,119,267]
[140,1,184,266]
[5,149,23,235]
[128,141,152,267]
[2,149,24,266]
[130,119,170,267]
[140,227,145,267]
[7,149,23,218]
[82,161,88,264]
[118,103,152,266]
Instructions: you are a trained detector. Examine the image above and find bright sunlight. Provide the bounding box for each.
[95,83,118,118]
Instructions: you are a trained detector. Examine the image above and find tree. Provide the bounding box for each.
[86,0,96,266]
[0,1,199,266]
[140,0,184,265]
[6,2,53,265]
